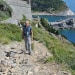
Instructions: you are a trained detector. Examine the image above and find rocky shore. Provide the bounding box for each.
[32,9,75,16]
[56,9,75,16]
[32,12,55,15]
[50,18,75,30]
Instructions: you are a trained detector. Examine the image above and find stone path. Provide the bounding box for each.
[0,41,71,75]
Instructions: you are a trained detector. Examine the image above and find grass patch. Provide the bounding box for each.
[31,42,34,50]
[46,57,55,63]
[0,23,22,44]
[32,26,75,74]
[0,11,9,21]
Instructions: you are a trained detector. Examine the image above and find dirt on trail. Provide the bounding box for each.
[0,40,71,75]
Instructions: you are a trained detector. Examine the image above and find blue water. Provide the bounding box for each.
[58,0,75,44]
[59,30,75,44]
[33,15,75,22]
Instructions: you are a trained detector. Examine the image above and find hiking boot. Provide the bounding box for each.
[28,52,31,55]
[25,51,29,54]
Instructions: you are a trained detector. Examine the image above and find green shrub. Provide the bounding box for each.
[40,18,59,35]
[21,15,27,21]
[31,0,67,12]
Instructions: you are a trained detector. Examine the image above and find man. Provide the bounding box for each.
[22,20,33,55]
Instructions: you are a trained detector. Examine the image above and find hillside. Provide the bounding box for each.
[0,0,75,75]
[33,25,75,75]
[0,0,12,20]
[31,0,68,13]
[0,22,75,75]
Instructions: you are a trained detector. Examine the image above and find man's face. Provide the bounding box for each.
[25,21,29,26]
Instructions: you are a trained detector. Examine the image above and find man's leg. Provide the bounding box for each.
[28,37,32,55]
[24,37,28,51]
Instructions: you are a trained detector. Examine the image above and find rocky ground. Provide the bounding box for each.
[0,40,71,75]
[56,9,75,16]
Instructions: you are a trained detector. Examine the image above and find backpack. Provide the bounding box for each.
[23,25,32,37]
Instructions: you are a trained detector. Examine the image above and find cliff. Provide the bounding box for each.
[56,9,75,16]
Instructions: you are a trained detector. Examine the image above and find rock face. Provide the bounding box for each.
[51,18,75,30]
[3,0,32,25]
[57,9,75,16]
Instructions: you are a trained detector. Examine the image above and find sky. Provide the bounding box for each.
[63,0,75,13]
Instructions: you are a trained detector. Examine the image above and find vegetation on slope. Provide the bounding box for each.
[31,0,68,13]
[40,18,59,35]
[32,22,75,75]
[0,0,12,20]
[0,23,22,44]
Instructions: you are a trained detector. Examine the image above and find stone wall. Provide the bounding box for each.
[3,0,32,25]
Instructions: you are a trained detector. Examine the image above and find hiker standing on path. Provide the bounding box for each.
[21,20,33,55]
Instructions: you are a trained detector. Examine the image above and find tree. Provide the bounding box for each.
[40,18,59,35]
[31,0,67,12]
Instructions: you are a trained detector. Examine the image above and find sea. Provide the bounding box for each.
[33,0,75,44]
[60,0,75,44]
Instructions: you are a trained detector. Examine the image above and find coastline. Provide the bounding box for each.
[32,12,55,16]
[32,9,75,16]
